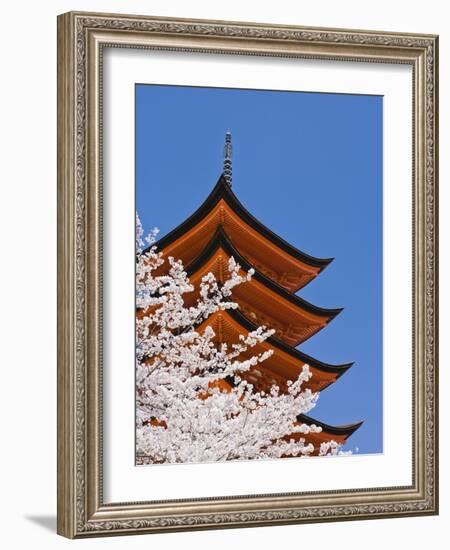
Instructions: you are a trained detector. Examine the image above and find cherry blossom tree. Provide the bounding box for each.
[135,214,343,464]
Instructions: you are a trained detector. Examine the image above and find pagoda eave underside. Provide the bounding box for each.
[153,193,325,293]
[293,414,363,451]
[183,240,340,347]
[196,379,362,453]
[196,310,350,393]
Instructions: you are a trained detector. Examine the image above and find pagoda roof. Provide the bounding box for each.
[297,414,363,439]
[136,412,362,463]
[196,375,362,449]
[149,174,333,292]
[196,308,352,393]
[281,414,363,454]
[184,226,341,346]
[199,380,363,449]
[205,375,362,440]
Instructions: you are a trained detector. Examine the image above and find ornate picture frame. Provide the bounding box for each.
[57,11,438,538]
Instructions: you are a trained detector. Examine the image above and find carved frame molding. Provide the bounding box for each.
[57,11,438,538]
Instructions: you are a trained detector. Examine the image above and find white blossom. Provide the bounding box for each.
[135,213,347,464]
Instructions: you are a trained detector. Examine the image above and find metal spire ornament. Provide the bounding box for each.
[223,130,232,186]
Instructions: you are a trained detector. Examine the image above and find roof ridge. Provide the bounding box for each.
[297,413,364,437]
[147,174,334,273]
[185,224,343,321]
[196,308,353,377]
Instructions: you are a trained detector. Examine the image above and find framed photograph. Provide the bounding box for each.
[57,11,439,538]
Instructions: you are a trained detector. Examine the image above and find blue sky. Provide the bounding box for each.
[136,84,383,454]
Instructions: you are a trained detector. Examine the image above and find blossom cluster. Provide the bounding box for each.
[135,214,343,463]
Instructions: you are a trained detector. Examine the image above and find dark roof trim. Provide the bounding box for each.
[297,414,364,437]
[219,308,353,378]
[148,174,333,271]
[222,375,362,437]
[140,305,352,378]
[186,225,342,321]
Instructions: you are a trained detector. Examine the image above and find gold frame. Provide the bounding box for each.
[57,11,439,538]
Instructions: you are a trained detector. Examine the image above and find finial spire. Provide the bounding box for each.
[223,130,232,186]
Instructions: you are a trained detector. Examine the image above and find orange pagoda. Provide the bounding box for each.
[146,131,362,455]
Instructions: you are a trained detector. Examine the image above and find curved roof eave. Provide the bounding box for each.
[185,225,343,322]
[200,307,353,378]
[297,414,364,437]
[147,173,334,271]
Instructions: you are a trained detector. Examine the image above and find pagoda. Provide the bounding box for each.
[147,131,362,455]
